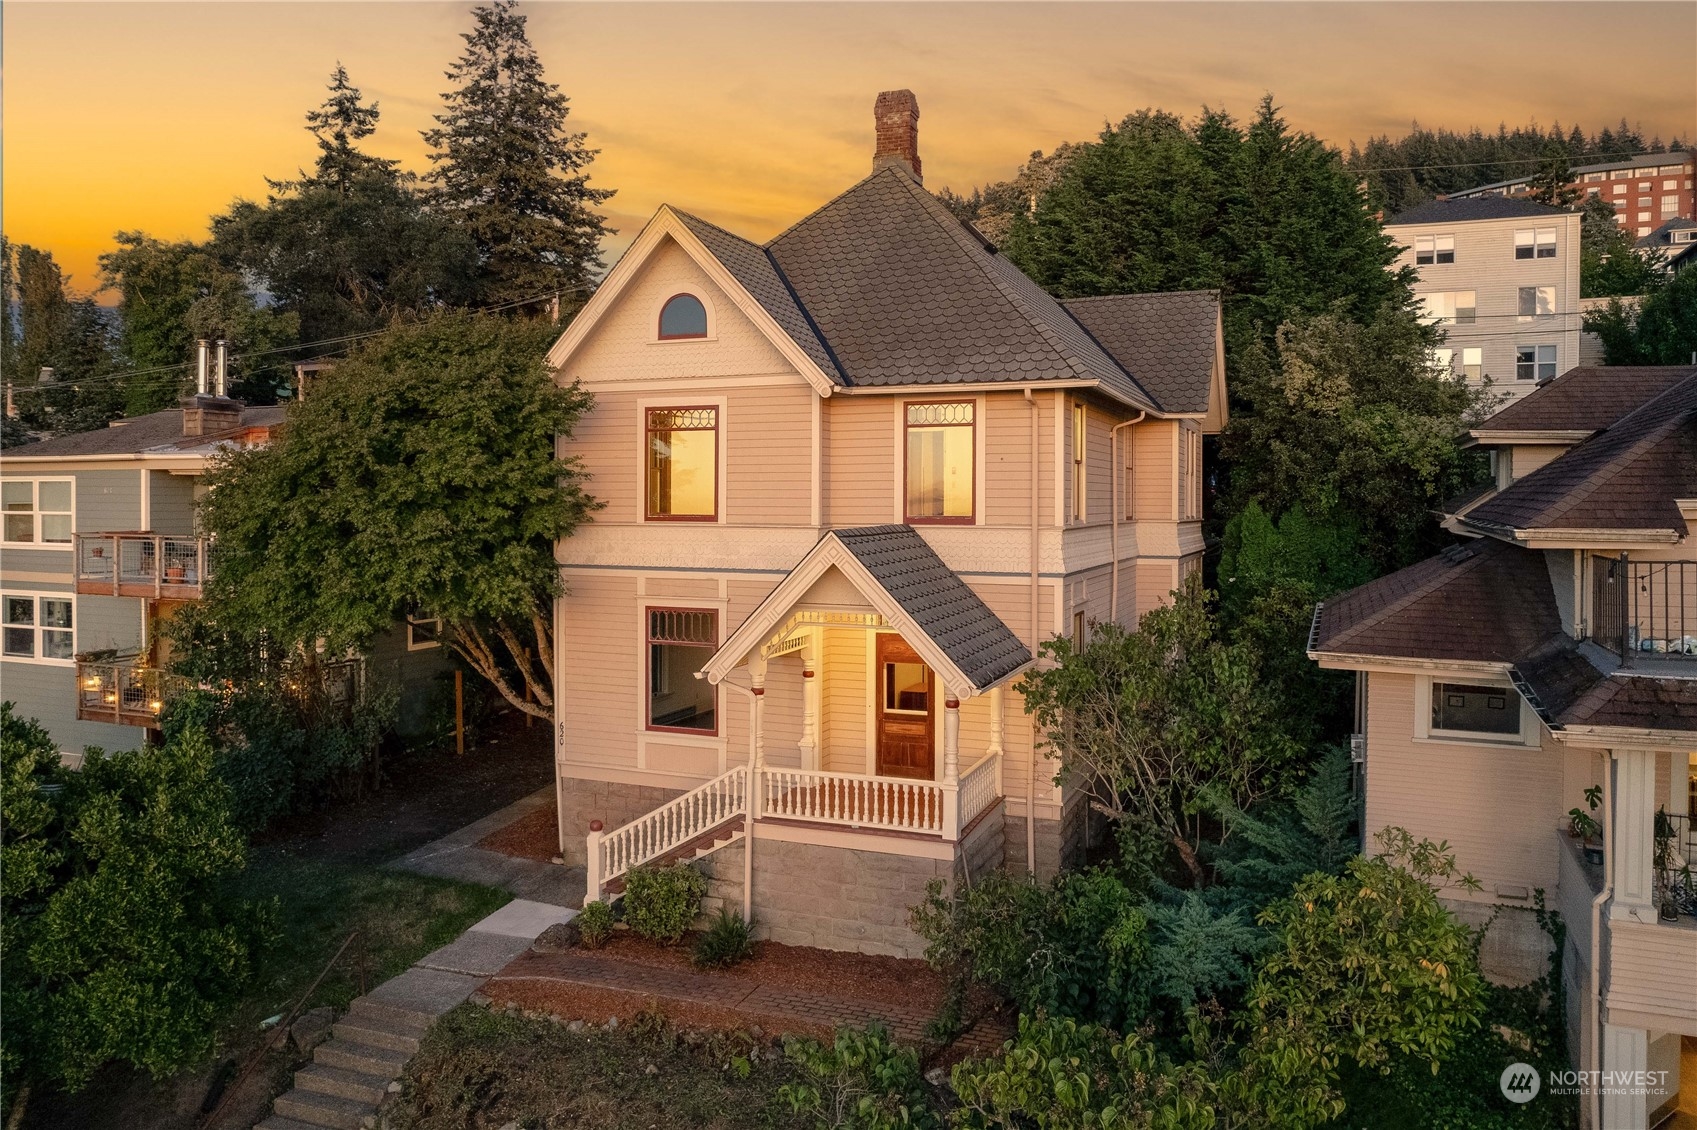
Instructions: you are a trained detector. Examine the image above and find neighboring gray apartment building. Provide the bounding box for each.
[1385,197,1582,405]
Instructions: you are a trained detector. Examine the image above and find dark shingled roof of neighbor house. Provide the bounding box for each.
[833,524,1032,691]
[1474,365,1697,437]
[1060,291,1220,415]
[6,405,287,459]
[1387,197,1570,225]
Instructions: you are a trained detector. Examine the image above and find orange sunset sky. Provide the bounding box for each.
[5,1,1695,299]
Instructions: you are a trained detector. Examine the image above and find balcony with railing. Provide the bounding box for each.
[75,657,184,727]
[74,533,208,599]
[1590,558,1696,665]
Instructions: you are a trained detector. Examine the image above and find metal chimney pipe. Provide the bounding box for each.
[195,340,210,395]
[214,340,229,398]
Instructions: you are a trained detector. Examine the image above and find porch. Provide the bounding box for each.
[74,532,208,599]
[75,656,180,726]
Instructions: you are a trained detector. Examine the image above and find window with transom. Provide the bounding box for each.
[646,407,718,520]
[904,401,974,523]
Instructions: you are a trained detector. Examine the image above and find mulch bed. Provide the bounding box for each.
[476,798,560,862]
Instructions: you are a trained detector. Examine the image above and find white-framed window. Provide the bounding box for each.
[1660,165,1686,176]
[1,479,73,546]
[1612,184,1627,195]
[1513,228,1557,259]
[2,592,74,664]
[1432,347,1454,377]
[1584,172,1606,183]
[1638,212,1652,223]
[1638,181,1652,191]
[1517,286,1556,318]
[1586,187,1600,197]
[1516,344,1557,381]
[1665,179,1680,190]
[1610,169,1630,180]
[1418,679,1531,744]
[1462,348,1483,382]
[1070,402,1086,522]
[1421,291,1476,324]
[406,610,441,651]
[1414,234,1455,265]
[1663,196,1680,217]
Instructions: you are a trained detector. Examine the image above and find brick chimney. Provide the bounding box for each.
[873,90,921,183]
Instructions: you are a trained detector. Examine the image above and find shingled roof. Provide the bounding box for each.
[1472,365,1697,438]
[1464,372,1697,537]
[6,405,287,459]
[1514,642,1697,734]
[832,525,1032,691]
[1310,539,1565,664]
[1387,197,1569,225]
[1060,291,1220,415]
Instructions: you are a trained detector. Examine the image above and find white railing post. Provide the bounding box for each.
[942,696,962,838]
[585,821,604,903]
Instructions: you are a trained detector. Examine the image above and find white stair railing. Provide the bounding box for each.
[957,752,1003,833]
[585,764,749,902]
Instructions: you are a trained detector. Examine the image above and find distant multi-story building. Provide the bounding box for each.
[1385,197,1581,403]
[1450,150,1695,239]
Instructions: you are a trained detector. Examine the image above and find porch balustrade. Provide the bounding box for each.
[75,533,208,599]
[75,658,182,727]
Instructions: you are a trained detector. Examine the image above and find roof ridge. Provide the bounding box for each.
[763,166,907,250]
[1062,288,1221,306]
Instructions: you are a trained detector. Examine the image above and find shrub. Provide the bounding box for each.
[1,704,273,1104]
[693,905,754,969]
[779,1024,940,1130]
[622,862,707,944]
[576,900,615,949]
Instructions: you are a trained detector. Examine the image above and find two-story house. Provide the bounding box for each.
[547,91,1228,959]
[1309,363,1697,1129]
[1385,197,1582,404]
[2,354,447,760]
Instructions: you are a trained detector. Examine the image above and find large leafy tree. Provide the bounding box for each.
[1,239,123,436]
[1587,266,1697,364]
[1,705,268,1116]
[1579,194,1663,298]
[213,67,475,347]
[1018,578,1303,884]
[423,0,614,309]
[195,312,597,718]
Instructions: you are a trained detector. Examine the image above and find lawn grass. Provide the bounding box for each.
[226,846,512,1025]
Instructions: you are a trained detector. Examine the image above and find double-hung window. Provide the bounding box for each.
[1421,291,1475,324]
[1516,345,1557,381]
[1514,228,1557,259]
[646,608,717,734]
[406,609,441,650]
[1462,348,1483,382]
[1414,234,1455,265]
[1431,348,1454,377]
[645,407,718,521]
[1517,286,1556,319]
[1070,403,1086,522]
[904,401,974,523]
[2,480,73,545]
[1663,196,1680,217]
[2,593,74,663]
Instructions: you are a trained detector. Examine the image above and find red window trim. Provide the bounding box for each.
[644,404,719,523]
[902,398,976,526]
[657,293,709,341]
[644,605,720,736]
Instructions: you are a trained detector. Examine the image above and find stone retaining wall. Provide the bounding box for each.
[555,775,681,868]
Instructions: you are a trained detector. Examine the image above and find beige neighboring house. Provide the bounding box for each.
[1385,197,1581,404]
[547,91,1227,959]
[1310,364,1697,1129]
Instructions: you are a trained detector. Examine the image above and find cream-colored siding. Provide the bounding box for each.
[1607,919,1697,1030]
[821,395,895,527]
[1133,420,1175,521]
[1509,444,1565,482]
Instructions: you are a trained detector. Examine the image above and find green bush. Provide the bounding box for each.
[1,704,273,1103]
[693,905,754,969]
[576,900,614,949]
[621,862,707,944]
[779,1024,940,1130]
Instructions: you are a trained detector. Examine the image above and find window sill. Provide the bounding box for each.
[1,542,73,551]
[1,655,75,667]
[1412,731,1537,750]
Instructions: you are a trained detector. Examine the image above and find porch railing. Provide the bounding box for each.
[958,752,1003,831]
[586,765,748,902]
[75,659,182,727]
[1592,558,1697,664]
[761,767,945,834]
[74,533,208,599]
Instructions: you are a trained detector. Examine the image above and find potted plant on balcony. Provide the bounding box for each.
[1655,808,1681,921]
[1569,784,1604,866]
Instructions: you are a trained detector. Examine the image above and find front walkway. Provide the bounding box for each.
[390,785,586,906]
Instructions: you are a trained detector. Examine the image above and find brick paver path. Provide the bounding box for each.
[487,949,1008,1055]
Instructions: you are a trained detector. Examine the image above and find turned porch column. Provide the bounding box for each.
[942,695,961,837]
[746,658,767,922]
[799,641,820,770]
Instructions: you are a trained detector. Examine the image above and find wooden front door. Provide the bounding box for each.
[874,634,935,780]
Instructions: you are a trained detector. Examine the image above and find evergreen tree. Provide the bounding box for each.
[1525,153,1579,206]
[2,241,123,434]
[1587,268,1697,365]
[423,0,614,308]
[298,63,399,193]
[1579,194,1662,298]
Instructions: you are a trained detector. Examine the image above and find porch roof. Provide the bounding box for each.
[700,525,1033,698]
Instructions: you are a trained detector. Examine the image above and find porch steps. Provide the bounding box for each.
[602,814,745,898]
[252,968,485,1129]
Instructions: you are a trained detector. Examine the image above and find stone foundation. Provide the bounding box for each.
[555,775,681,868]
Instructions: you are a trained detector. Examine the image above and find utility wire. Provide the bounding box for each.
[1349,149,1691,176]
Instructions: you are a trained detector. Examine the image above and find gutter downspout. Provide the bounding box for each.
[1588,754,1612,1130]
[1024,387,1040,874]
[1109,413,1146,624]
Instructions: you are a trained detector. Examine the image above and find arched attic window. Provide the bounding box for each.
[658,293,709,340]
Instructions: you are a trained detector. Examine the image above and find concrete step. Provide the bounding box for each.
[340,999,436,1038]
[293,1062,390,1106]
[314,1037,410,1078]
[271,1086,374,1130]
[355,967,482,1027]
[332,1012,424,1056]
[253,1117,326,1130]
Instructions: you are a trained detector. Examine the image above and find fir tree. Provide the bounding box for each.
[423,0,614,309]
[298,64,399,193]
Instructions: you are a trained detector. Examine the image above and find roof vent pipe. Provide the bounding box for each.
[214,340,229,398]
[195,340,210,395]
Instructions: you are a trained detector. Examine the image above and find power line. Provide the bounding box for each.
[1351,149,1691,177]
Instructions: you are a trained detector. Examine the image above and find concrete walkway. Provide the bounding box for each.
[256,900,575,1130]
[389,786,586,907]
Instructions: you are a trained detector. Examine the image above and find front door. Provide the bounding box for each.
[875,634,935,780]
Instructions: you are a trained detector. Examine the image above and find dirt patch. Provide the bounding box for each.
[488,981,836,1046]
[477,797,559,861]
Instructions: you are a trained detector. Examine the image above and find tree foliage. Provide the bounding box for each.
[1,705,270,1106]
[194,312,597,718]
[1586,267,1697,365]
[0,239,123,437]
[1579,195,1663,299]
[1018,578,1303,882]
[423,0,614,308]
